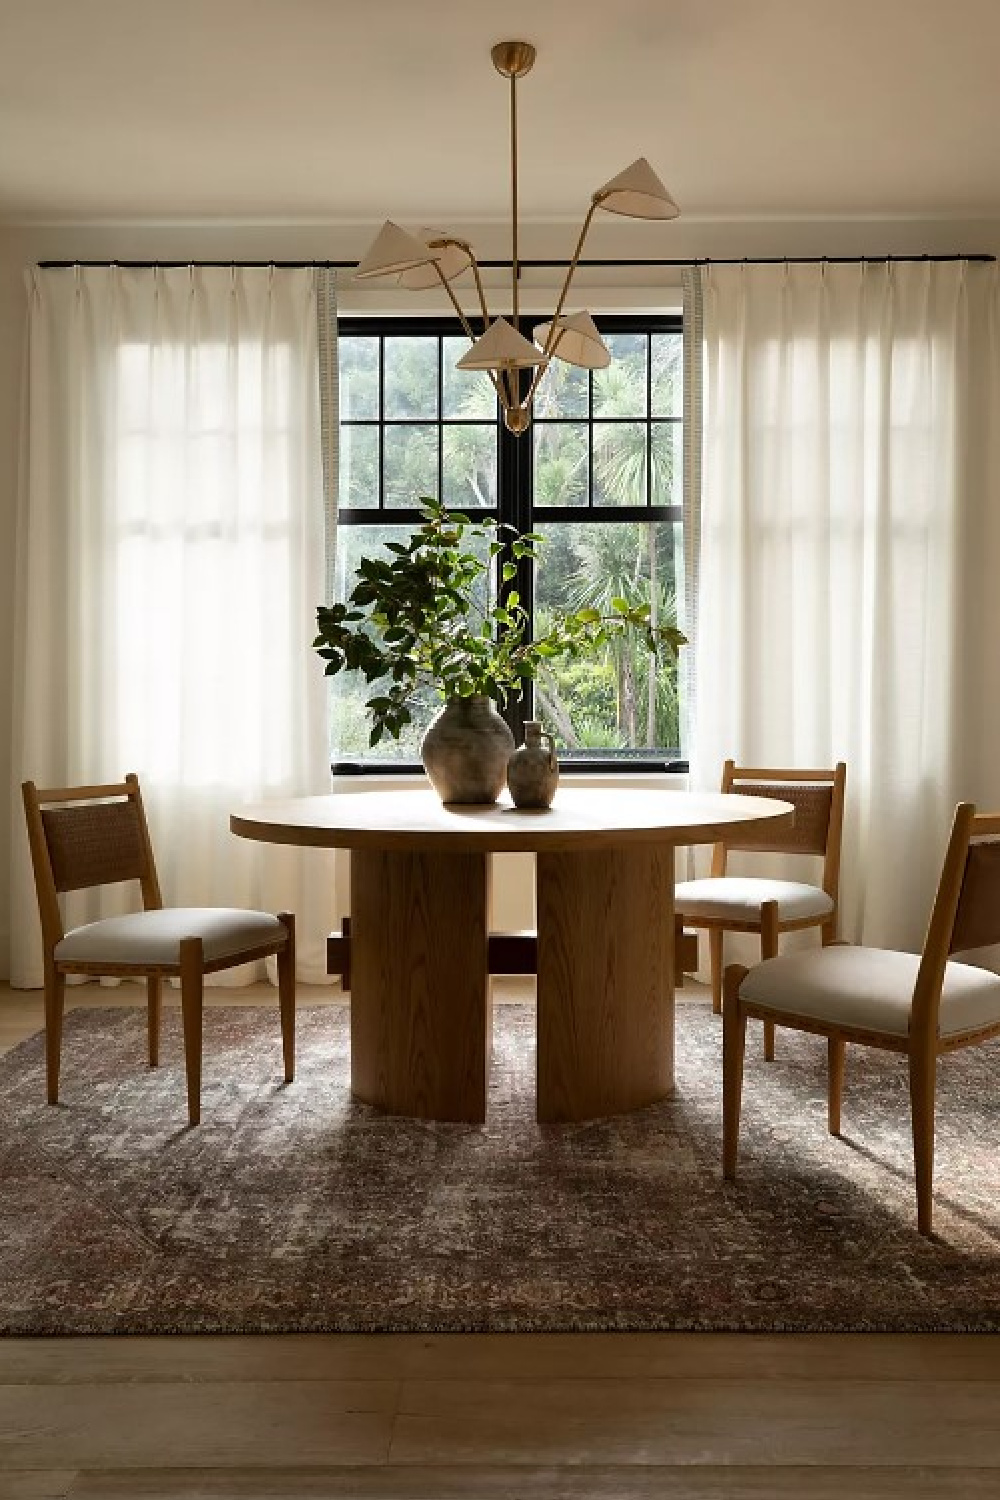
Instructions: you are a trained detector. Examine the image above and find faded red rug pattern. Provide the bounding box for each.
[2,1001,1000,1334]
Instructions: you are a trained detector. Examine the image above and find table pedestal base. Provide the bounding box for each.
[536,846,674,1123]
[349,847,490,1123]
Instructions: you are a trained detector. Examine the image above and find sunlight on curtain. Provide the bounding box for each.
[10,265,337,986]
[690,260,1000,949]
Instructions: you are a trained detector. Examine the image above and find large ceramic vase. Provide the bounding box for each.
[420,695,515,805]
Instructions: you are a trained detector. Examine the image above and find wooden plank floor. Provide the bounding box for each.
[2,979,1000,1499]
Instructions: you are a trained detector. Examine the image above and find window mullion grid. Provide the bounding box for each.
[437,336,444,504]
[515,359,534,742]
[377,335,385,510]
[646,332,653,509]
[497,343,531,744]
[588,361,595,509]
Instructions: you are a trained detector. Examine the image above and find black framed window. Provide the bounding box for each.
[332,315,685,772]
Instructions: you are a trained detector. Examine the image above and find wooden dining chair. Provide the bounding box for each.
[22,774,295,1125]
[723,802,1000,1235]
[675,761,847,1059]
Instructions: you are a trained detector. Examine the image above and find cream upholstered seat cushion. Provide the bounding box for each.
[952,942,1000,974]
[674,876,835,923]
[55,908,286,966]
[740,945,1000,1039]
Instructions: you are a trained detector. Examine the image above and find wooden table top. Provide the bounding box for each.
[231,787,795,855]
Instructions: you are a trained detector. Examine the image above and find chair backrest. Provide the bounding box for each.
[22,774,163,953]
[913,804,1000,1041]
[711,760,847,900]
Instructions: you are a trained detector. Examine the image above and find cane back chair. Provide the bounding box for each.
[22,774,295,1125]
[723,802,1000,1235]
[675,761,847,1059]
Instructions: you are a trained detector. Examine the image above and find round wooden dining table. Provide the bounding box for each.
[231,787,794,1125]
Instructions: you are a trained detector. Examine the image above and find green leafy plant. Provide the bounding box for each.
[314,500,687,747]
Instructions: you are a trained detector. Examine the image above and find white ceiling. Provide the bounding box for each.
[2,0,1000,227]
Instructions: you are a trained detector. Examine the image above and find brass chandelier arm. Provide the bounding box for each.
[428,236,493,330]
[538,198,599,360]
[521,197,603,409]
[521,329,566,411]
[431,259,478,345]
[432,260,505,406]
[500,367,518,414]
[467,253,494,333]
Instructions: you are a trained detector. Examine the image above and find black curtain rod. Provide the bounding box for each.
[36,253,996,270]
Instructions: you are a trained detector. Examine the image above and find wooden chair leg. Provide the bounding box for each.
[277,911,296,1084]
[341,915,351,991]
[760,900,780,1061]
[146,976,162,1068]
[709,928,724,1014]
[179,938,204,1127]
[909,1044,937,1236]
[828,1036,845,1134]
[722,964,749,1179]
[44,962,66,1105]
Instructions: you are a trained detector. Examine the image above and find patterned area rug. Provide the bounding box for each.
[2,999,1000,1334]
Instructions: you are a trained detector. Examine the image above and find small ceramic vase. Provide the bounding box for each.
[506,721,559,809]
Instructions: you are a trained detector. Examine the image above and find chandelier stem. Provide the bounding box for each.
[510,69,520,328]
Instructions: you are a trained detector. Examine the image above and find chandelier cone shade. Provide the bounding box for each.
[353,44,679,433]
[354,221,440,281]
[533,311,611,369]
[594,158,680,220]
[456,318,543,371]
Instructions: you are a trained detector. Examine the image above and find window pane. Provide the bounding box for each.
[651,421,683,508]
[329,522,495,763]
[593,422,647,507]
[443,424,497,508]
[534,356,588,419]
[329,525,437,762]
[651,333,682,418]
[384,337,439,420]
[332,317,683,767]
[340,423,379,509]
[532,521,683,758]
[339,337,379,420]
[442,337,496,419]
[593,334,647,418]
[384,424,438,508]
[533,421,589,508]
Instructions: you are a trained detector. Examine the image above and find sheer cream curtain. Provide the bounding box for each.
[10,265,337,987]
[689,259,1000,949]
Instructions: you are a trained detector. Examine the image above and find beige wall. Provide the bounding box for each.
[3,212,1000,978]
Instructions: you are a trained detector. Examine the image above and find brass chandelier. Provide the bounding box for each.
[354,40,679,436]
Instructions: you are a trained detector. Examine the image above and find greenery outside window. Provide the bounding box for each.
[332,315,685,772]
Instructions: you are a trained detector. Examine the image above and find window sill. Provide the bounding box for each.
[330,765,690,792]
